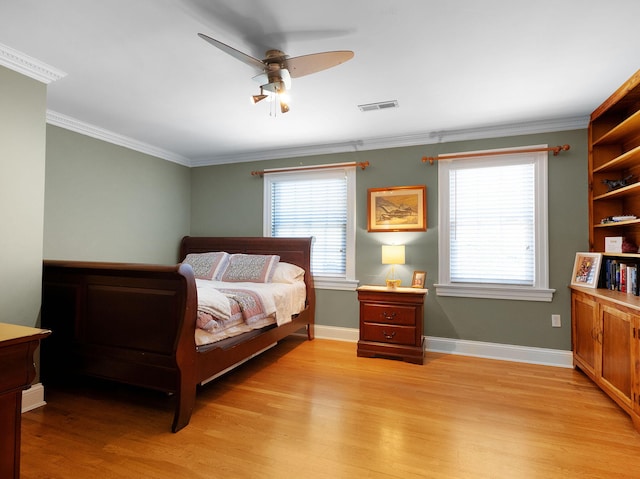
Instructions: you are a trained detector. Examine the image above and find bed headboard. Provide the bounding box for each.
[179,236,315,309]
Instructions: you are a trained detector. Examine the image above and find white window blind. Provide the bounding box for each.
[449,162,535,285]
[264,165,357,289]
[436,146,555,301]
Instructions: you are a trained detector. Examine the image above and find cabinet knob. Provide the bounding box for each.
[382,330,396,340]
[382,311,397,321]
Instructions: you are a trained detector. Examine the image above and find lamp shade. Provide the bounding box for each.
[381,244,405,265]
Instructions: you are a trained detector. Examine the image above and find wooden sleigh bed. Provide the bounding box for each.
[40,236,315,432]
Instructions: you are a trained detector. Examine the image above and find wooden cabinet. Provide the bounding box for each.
[572,290,598,377]
[357,285,426,364]
[570,288,640,431]
[600,302,633,405]
[0,323,50,479]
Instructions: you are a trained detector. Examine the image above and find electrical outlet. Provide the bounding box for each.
[551,314,561,328]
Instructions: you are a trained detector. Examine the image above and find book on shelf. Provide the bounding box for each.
[603,258,640,295]
[629,265,638,295]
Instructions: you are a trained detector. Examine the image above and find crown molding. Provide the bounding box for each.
[192,115,589,167]
[189,140,366,167]
[420,115,590,145]
[46,110,191,167]
[46,110,588,169]
[0,42,66,84]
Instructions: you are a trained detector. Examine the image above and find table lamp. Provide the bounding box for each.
[382,244,405,288]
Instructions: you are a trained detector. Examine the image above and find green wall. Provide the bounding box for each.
[0,66,47,327]
[191,129,588,351]
[44,126,191,264]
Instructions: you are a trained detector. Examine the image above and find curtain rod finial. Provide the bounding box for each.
[552,144,571,156]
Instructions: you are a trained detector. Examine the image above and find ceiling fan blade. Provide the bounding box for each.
[285,51,354,78]
[198,33,265,71]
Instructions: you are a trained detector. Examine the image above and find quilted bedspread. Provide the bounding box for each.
[194,279,305,346]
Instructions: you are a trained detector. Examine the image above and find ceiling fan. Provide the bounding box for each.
[198,33,354,114]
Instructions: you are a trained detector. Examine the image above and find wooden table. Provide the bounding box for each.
[0,323,51,479]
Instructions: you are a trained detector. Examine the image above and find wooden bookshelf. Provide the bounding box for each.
[573,68,640,434]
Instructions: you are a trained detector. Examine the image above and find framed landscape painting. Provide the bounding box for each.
[367,185,427,232]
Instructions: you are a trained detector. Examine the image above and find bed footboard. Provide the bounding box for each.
[41,260,198,432]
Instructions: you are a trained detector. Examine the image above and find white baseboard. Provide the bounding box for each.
[425,336,573,368]
[22,382,46,413]
[314,324,360,342]
[314,325,573,368]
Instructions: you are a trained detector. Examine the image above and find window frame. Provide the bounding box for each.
[435,145,555,302]
[263,163,358,291]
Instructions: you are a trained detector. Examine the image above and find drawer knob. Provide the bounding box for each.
[382,311,397,321]
[383,330,396,340]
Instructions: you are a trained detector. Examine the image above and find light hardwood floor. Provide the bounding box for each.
[21,337,640,478]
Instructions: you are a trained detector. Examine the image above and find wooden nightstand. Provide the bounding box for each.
[356,285,426,364]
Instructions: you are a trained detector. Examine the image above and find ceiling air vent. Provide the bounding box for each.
[358,100,399,112]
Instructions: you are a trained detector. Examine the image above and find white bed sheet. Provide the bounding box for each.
[194,279,307,347]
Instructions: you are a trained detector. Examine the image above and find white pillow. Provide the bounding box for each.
[272,262,305,284]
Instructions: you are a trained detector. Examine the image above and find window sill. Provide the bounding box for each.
[314,277,359,291]
[434,283,555,302]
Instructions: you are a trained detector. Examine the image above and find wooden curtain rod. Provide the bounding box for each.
[421,144,570,165]
[251,161,370,177]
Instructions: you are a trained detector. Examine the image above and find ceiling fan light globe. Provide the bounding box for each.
[278,91,291,104]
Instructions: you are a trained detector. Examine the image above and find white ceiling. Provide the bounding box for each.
[1,0,639,167]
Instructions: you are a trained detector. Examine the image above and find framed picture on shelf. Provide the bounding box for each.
[411,271,426,288]
[570,252,603,288]
[367,185,427,232]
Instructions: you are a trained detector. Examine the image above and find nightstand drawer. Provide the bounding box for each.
[361,323,416,345]
[362,303,416,325]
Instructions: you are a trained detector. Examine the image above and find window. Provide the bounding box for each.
[263,164,357,290]
[436,146,555,301]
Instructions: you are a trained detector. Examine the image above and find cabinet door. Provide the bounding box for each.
[600,304,633,407]
[572,291,598,377]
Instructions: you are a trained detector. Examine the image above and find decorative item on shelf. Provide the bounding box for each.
[411,270,426,288]
[605,236,639,253]
[570,252,603,289]
[382,244,405,288]
[605,236,624,253]
[602,174,633,192]
[600,215,637,224]
[623,237,639,253]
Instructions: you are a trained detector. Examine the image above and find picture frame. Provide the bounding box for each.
[570,252,603,288]
[411,270,426,288]
[367,185,427,232]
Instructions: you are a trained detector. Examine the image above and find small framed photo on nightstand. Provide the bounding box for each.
[411,271,426,288]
